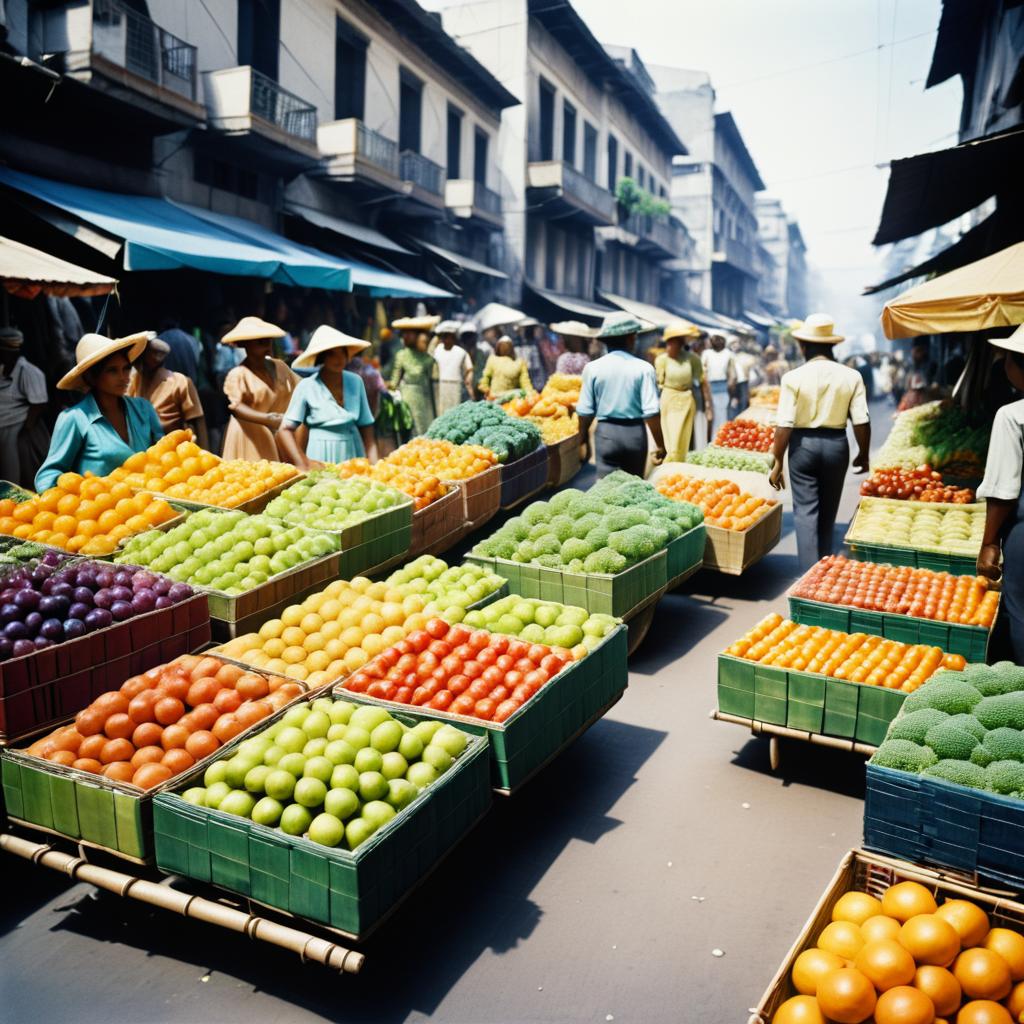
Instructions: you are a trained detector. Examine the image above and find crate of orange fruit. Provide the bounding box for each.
[1,654,308,861]
[750,846,1024,1024]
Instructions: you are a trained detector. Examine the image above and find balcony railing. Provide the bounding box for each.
[473,181,501,215]
[92,0,197,100]
[400,151,445,196]
[357,121,399,176]
[561,163,612,217]
[250,67,317,141]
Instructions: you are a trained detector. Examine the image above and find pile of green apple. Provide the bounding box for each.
[386,555,507,622]
[265,474,406,532]
[463,594,619,652]
[181,699,471,850]
[848,498,984,555]
[116,509,338,595]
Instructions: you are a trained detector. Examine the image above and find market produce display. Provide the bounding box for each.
[772,877,1024,1024]
[263,473,407,532]
[848,498,985,556]
[471,475,702,574]
[0,473,177,555]
[461,593,620,653]
[115,509,338,595]
[871,663,1024,794]
[502,374,581,418]
[725,614,965,691]
[749,385,780,408]
[713,418,775,452]
[874,401,989,478]
[425,401,542,462]
[861,464,976,503]
[180,698,473,849]
[527,413,579,444]
[0,555,195,660]
[655,473,777,530]
[218,557,506,688]
[22,654,302,788]
[792,556,1000,627]
[383,438,498,480]
[330,458,448,511]
[0,538,56,571]
[341,617,575,722]
[111,430,298,507]
[685,447,774,473]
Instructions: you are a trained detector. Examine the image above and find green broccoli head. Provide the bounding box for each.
[532,535,561,557]
[604,507,651,532]
[888,708,950,744]
[970,745,996,767]
[549,490,576,513]
[902,678,984,716]
[566,558,585,573]
[548,516,576,543]
[534,553,561,567]
[923,759,987,790]
[980,727,1024,763]
[585,527,610,550]
[572,513,602,539]
[924,722,981,761]
[974,693,1024,731]
[504,517,529,541]
[512,542,534,563]
[650,513,683,540]
[608,524,666,563]
[872,739,939,773]
[522,501,551,526]
[985,759,1024,796]
[970,661,1024,697]
[560,537,592,563]
[583,547,628,575]
[944,714,987,740]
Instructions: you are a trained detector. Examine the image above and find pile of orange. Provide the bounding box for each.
[111,430,298,508]
[503,374,581,418]
[656,473,776,530]
[24,654,304,789]
[0,473,177,555]
[384,438,497,480]
[725,613,965,691]
[774,879,1024,1024]
[331,457,448,511]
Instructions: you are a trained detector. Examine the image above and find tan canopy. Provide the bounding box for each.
[0,235,117,300]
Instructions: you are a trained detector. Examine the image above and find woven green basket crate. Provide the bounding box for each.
[666,524,707,586]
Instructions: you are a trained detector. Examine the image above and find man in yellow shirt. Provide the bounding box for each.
[769,314,870,571]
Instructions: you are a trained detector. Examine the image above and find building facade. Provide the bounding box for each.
[756,196,807,320]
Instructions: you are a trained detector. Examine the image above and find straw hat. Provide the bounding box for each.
[391,315,440,332]
[549,320,598,339]
[662,320,702,342]
[292,325,370,369]
[221,315,285,345]
[989,323,1024,355]
[58,331,152,391]
[147,337,170,356]
[791,313,844,344]
[434,319,460,335]
[598,311,646,338]
[0,326,23,350]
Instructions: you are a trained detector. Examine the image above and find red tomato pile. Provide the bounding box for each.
[792,555,1000,627]
[25,655,304,789]
[342,617,576,723]
[713,419,775,453]
[861,464,975,503]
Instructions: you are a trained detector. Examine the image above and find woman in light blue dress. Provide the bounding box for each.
[277,326,377,470]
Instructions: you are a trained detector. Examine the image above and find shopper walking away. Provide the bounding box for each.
[976,326,1024,661]
[702,334,736,437]
[550,322,595,376]
[432,320,473,414]
[656,321,709,462]
[129,337,208,448]
[769,314,870,572]
[36,332,162,490]
[728,337,754,417]
[688,333,710,448]
[221,317,299,463]
[459,321,489,396]
[0,327,49,489]
[389,315,439,436]
[577,312,665,479]
[480,337,532,399]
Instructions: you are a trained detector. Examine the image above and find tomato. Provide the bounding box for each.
[448,674,470,695]
[392,639,412,656]
[540,654,566,677]
[514,657,535,674]
[411,685,432,705]
[462,661,483,679]
[468,630,491,651]
[477,647,498,667]
[425,618,449,639]
[363,661,386,680]
[524,669,548,690]
[396,653,417,673]
[493,699,520,723]
[503,669,523,689]
[547,647,574,664]
[489,635,510,655]
[428,690,454,710]
[407,630,430,653]
[450,694,475,715]
[346,673,370,692]
[428,640,451,659]
[447,624,471,646]
[431,666,449,684]
[441,655,463,676]
[467,679,492,701]
[481,665,504,687]
[506,640,530,661]
[395,686,414,704]
[474,698,497,720]
[376,648,400,671]
[489,685,510,703]
[512,682,536,702]
[527,644,548,664]
[453,644,475,661]
[494,654,515,672]
[418,651,439,670]
[367,681,391,699]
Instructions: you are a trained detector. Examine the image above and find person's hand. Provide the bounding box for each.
[266,412,283,431]
[580,438,591,462]
[977,543,1003,581]
[651,447,666,465]
[852,451,870,474]
[306,459,326,472]
[769,463,786,491]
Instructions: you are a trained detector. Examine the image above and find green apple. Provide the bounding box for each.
[275,727,307,754]
[294,777,327,808]
[324,787,360,821]
[280,804,313,836]
[380,752,408,780]
[251,796,284,827]
[370,721,402,754]
[345,817,374,850]
[225,755,260,790]
[330,764,359,791]
[361,800,396,831]
[302,710,331,739]
[342,727,371,751]
[411,721,443,744]
[303,756,334,784]
[204,781,232,809]
[328,701,355,725]
[182,787,206,806]
[397,732,423,761]
[432,725,468,758]
[354,747,383,773]
[386,778,418,810]
[421,745,453,773]
[358,770,389,801]
[281,705,311,728]
[324,739,357,765]
[302,737,328,759]
[244,765,273,793]
[406,762,438,788]
[277,752,307,777]
[308,812,345,847]
[264,769,296,801]
[218,790,256,818]
[204,761,229,787]
[350,705,391,732]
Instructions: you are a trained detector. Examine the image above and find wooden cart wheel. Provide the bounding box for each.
[769,736,781,772]
[627,605,656,655]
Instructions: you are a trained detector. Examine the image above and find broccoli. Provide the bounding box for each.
[504,517,529,541]
[583,547,628,575]
[609,524,665,562]
[980,727,1024,763]
[532,535,561,557]
[970,745,996,767]
[945,713,987,740]
[872,739,939,773]
[566,558,585,573]
[571,495,610,517]
[923,759,987,790]
[535,553,561,568]
[572,513,602,539]
[888,708,950,744]
[651,514,683,541]
[974,693,1024,731]
[489,534,518,560]
[924,722,981,761]
[513,542,534,563]
[560,537,592,563]
[548,516,576,543]
[528,522,551,542]
[585,527,610,550]
[549,490,576,513]
[985,760,1024,796]
[522,501,551,526]
[970,661,1024,697]
[901,678,984,716]
[604,507,651,532]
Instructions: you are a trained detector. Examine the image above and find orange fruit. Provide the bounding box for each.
[874,985,936,1024]
[955,1001,1013,1024]
[772,995,827,1024]
[914,965,962,1016]
[857,938,918,992]
[819,920,866,960]
[792,947,845,995]
[901,915,962,967]
[937,901,991,948]
[954,948,1013,1001]
[816,966,877,1023]
[883,882,939,923]
[1006,980,1024,1020]
[834,892,885,926]
[864,916,904,944]
[982,929,1024,982]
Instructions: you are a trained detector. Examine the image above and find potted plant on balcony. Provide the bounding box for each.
[615,177,671,226]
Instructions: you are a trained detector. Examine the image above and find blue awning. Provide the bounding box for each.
[344,257,453,299]
[0,167,352,291]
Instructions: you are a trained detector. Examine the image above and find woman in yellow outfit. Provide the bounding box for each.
[656,321,710,461]
[480,336,532,399]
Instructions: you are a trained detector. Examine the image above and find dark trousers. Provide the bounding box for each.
[789,428,849,572]
[595,420,647,479]
[1001,492,1024,662]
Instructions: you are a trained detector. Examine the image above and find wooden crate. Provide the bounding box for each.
[703,503,783,575]
[444,464,502,525]
[546,434,582,488]
[499,447,550,509]
[409,488,464,558]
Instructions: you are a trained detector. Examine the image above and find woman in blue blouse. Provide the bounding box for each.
[36,332,163,490]
[277,326,377,470]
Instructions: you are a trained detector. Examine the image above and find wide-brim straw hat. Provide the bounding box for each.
[58,331,152,391]
[391,315,440,332]
[434,319,460,335]
[791,313,844,344]
[989,323,1024,355]
[549,320,598,339]
[598,311,647,338]
[292,325,370,369]
[662,320,702,342]
[222,316,285,345]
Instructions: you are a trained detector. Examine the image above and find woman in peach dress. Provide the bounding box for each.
[220,316,299,462]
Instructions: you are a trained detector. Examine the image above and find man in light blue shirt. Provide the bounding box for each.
[577,313,666,478]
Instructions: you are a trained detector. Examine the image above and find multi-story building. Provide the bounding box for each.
[437,0,689,323]
[756,196,807,320]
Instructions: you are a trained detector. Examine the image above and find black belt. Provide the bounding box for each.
[792,427,847,437]
[599,417,644,427]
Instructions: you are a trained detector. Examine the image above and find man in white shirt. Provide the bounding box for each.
[432,321,474,414]
[702,334,736,437]
[0,326,50,488]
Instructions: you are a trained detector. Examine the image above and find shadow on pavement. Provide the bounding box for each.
[730,734,868,800]
[0,854,80,937]
[628,592,729,675]
[681,548,802,606]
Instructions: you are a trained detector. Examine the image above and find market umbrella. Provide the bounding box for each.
[0,234,118,299]
[475,302,529,332]
[881,240,1024,339]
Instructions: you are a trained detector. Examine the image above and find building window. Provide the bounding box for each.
[562,100,576,166]
[238,0,280,81]
[637,166,645,190]
[607,134,618,191]
[526,219,538,282]
[399,67,422,153]
[334,16,367,120]
[538,77,555,161]
[473,128,489,186]
[194,154,260,201]
[545,226,558,289]
[624,151,633,178]
[577,237,588,297]
[583,121,597,182]
[446,104,462,179]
